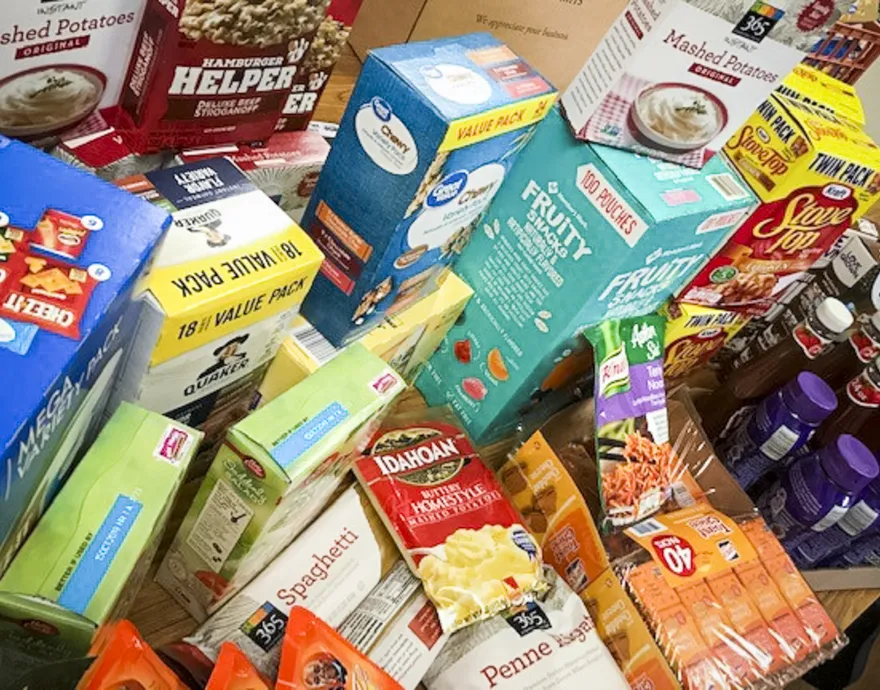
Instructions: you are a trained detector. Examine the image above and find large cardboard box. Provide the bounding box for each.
[349,0,629,89]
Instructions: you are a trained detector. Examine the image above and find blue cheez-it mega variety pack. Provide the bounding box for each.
[298,33,558,347]
[0,137,170,572]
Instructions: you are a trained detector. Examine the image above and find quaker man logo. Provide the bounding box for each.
[185,334,251,396]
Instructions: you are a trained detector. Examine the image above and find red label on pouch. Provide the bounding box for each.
[847,370,880,408]
[792,321,833,360]
[850,329,880,364]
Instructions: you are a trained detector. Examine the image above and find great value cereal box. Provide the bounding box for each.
[416,107,757,444]
[156,345,404,621]
[0,136,170,576]
[110,158,324,474]
[103,0,331,152]
[561,0,848,167]
[680,93,880,315]
[0,1,145,140]
[298,33,557,347]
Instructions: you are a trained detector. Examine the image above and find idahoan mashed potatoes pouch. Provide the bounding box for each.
[354,406,546,633]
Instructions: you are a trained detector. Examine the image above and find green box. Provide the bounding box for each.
[0,404,201,663]
[156,343,405,621]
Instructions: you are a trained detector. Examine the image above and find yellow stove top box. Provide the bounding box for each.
[777,64,865,125]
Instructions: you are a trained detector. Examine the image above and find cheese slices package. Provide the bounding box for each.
[354,406,546,633]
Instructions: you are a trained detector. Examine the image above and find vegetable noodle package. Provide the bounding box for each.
[617,505,845,690]
[354,406,546,632]
[587,316,682,528]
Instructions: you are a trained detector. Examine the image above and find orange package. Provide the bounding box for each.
[655,604,711,669]
[627,562,681,620]
[80,620,186,690]
[208,643,273,690]
[278,607,402,690]
[706,572,763,636]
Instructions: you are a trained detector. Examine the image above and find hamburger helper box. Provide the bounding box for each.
[156,344,405,622]
[560,0,847,168]
[0,404,201,666]
[679,94,880,316]
[416,107,757,444]
[298,33,558,347]
[0,137,170,577]
[110,158,324,475]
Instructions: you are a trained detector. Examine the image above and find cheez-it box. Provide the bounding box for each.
[680,94,880,315]
[0,137,170,575]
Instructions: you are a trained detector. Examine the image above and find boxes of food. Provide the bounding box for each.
[0,1,145,140]
[103,0,330,152]
[256,271,472,405]
[662,302,749,380]
[176,131,331,218]
[680,94,880,315]
[110,158,324,472]
[0,137,170,576]
[561,0,848,167]
[156,344,405,621]
[0,404,200,663]
[298,33,557,347]
[417,106,757,443]
[777,64,865,124]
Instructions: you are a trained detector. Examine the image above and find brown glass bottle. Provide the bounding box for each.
[815,358,880,452]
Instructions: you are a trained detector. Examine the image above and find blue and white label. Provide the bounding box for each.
[426,171,469,208]
[58,495,143,615]
[355,99,418,176]
[273,402,350,469]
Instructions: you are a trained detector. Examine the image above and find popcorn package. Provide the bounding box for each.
[111,158,324,470]
[104,0,331,152]
[354,405,547,633]
[0,138,170,576]
[156,345,405,621]
[561,0,848,168]
[680,94,880,316]
[298,33,558,347]
[417,106,757,444]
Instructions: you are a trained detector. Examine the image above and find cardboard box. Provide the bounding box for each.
[156,344,405,621]
[256,271,472,406]
[0,137,170,576]
[349,0,630,90]
[777,64,865,125]
[0,404,201,664]
[416,106,757,444]
[662,302,749,380]
[299,33,557,347]
[680,94,880,315]
[111,159,324,473]
[561,0,848,168]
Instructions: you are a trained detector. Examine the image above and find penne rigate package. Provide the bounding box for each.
[354,406,547,633]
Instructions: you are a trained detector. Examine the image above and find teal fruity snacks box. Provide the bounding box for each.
[417,107,757,443]
[298,33,557,347]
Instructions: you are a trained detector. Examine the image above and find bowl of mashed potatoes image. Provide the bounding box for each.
[0,65,105,139]
[628,82,727,153]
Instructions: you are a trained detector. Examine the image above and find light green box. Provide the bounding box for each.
[156,343,405,621]
[0,403,201,662]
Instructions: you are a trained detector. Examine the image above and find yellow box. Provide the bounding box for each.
[777,64,865,125]
[256,272,473,406]
[662,302,748,380]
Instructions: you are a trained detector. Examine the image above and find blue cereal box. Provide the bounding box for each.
[0,137,170,574]
[299,33,557,346]
[417,107,757,443]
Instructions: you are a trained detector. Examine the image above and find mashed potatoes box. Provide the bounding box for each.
[0,137,170,577]
[417,107,757,443]
[156,344,404,621]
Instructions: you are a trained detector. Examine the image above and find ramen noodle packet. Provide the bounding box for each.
[616,506,845,690]
[278,607,402,690]
[207,643,273,690]
[354,406,547,633]
[586,316,682,529]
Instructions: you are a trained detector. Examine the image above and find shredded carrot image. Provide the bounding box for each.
[603,433,685,519]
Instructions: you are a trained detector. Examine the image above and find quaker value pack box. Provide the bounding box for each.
[417,107,757,444]
[110,158,324,474]
[561,0,848,168]
[680,94,880,315]
[0,137,170,577]
[298,33,557,347]
[156,344,405,622]
[0,404,200,664]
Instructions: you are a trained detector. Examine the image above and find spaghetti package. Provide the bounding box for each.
[354,406,546,633]
[207,643,273,690]
[586,316,682,528]
[617,505,845,689]
[278,607,402,690]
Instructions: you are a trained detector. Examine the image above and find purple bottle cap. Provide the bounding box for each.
[780,372,838,425]
[820,435,880,494]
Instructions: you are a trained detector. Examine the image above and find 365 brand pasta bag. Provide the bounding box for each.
[354,406,546,632]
